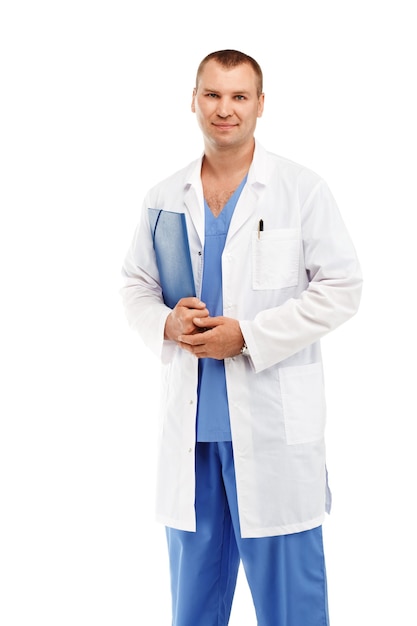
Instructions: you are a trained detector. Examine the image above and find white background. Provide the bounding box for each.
[1,1,416,624]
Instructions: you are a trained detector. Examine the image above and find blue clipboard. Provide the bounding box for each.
[148,208,196,309]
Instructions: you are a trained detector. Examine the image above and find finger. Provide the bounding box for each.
[193,310,210,321]
[193,316,219,328]
[178,333,207,346]
[177,297,207,309]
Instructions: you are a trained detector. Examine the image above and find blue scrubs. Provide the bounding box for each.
[166,443,329,626]
[166,182,330,625]
[196,177,247,442]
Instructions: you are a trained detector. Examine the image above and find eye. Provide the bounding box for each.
[235,95,246,101]
[207,93,219,98]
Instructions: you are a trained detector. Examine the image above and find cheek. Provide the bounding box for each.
[195,110,210,131]
[196,105,213,123]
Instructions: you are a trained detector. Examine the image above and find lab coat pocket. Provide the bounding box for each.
[252,228,299,290]
[279,362,326,445]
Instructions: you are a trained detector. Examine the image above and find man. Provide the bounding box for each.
[121,49,362,626]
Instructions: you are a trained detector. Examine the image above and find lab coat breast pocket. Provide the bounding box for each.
[252,228,299,290]
[279,362,327,445]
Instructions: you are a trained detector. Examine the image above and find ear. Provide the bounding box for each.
[257,93,265,118]
[191,88,196,113]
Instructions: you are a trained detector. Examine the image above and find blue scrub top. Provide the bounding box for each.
[196,176,247,441]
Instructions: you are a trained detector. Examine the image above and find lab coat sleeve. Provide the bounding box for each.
[240,179,363,373]
[120,200,176,363]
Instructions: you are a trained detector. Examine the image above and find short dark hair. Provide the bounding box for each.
[196,49,263,96]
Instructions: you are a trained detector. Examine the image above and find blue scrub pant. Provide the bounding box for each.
[166,442,329,626]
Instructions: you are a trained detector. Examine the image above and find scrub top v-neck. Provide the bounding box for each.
[196,176,247,442]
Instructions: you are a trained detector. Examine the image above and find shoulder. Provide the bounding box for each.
[253,141,335,211]
[254,141,326,192]
[265,146,323,184]
[146,157,202,199]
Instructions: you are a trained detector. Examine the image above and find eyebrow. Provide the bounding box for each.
[202,88,252,95]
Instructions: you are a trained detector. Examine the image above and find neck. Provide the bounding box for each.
[202,139,255,180]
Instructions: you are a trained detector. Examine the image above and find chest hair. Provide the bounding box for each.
[204,186,238,217]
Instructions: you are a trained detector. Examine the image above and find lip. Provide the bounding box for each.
[212,123,237,130]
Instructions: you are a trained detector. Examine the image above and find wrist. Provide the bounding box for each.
[240,339,250,357]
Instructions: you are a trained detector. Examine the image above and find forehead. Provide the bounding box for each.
[197,60,259,93]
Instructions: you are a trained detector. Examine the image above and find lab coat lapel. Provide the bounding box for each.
[184,157,205,246]
[227,141,268,242]
[226,182,263,242]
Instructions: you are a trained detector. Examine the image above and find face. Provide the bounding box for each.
[191,60,264,152]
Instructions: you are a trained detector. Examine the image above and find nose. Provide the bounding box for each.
[216,97,233,118]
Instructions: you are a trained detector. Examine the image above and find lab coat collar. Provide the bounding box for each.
[184,139,268,187]
[183,140,268,244]
[248,139,269,186]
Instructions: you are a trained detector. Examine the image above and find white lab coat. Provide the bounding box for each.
[121,141,362,538]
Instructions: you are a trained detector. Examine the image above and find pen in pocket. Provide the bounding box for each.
[258,219,264,239]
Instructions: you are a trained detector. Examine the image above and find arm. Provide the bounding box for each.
[178,180,362,369]
[241,179,363,372]
[121,201,209,359]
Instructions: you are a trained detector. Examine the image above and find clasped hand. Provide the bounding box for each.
[164,297,244,360]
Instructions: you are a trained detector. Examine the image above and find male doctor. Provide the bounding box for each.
[121,49,362,626]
